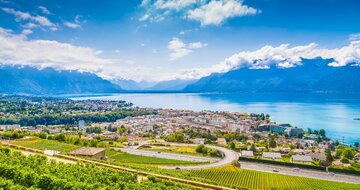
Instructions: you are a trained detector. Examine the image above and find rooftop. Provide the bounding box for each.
[69,147,106,156]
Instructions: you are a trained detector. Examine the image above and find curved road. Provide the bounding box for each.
[159,145,239,170]
[123,142,239,170]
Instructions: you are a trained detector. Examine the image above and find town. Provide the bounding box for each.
[1,96,360,189]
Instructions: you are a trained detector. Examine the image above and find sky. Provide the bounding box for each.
[0,0,359,82]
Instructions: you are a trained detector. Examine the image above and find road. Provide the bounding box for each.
[239,161,360,184]
[158,144,239,170]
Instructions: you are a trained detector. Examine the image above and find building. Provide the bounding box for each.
[0,124,21,131]
[193,138,205,144]
[308,152,326,161]
[291,155,313,163]
[217,138,227,147]
[258,124,277,131]
[78,120,85,129]
[262,152,282,159]
[355,153,360,161]
[286,127,304,137]
[270,125,287,134]
[270,124,303,137]
[241,150,254,157]
[69,147,106,160]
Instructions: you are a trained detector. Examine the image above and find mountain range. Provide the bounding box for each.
[0,66,122,95]
[1,59,360,95]
[184,59,360,93]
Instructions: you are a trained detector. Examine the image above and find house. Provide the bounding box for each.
[354,153,360,161]
[262,152,282,160]
[193,138,205,144]
[308,152,326,161]
[69,147,106,160]
[291,155,313,163]
[0,124,21,131]
[241,150,254,157]
[217,138,227,147]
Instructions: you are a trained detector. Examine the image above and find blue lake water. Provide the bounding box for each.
[68,93,360,144]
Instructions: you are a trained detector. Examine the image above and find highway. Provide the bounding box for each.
[239,161,360,184]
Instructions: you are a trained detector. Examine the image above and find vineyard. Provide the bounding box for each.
[187,165,360,190]
[0,147,199,190]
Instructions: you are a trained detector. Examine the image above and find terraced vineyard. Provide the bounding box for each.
[188,166,360,190]
[0,147,199,190]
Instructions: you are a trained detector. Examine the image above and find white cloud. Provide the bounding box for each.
[64,21,81,29]
[64,15,83,29]
[154,0,196,11]
[139,13,151,21]
[21,29,32,36]
[114,49,121,53]
[187,0,259,26]
[140,0,151,7]
[182,41,360,79]
[0,27,113,75]
[2,7,57,30]
[139,0,260,26]
[349,33,360,41]
[38,6,51,15]
[168,37,207,60]
[22,23,38,29]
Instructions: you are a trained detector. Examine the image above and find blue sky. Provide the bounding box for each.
[0,0,359,81]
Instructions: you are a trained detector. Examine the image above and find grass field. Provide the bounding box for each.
[11,138,80,153]
[106,149,206,166]
[140,145,213,157]
[185,165,360,190]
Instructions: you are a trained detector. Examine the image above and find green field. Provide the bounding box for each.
[140,145,207,156]
[185,165,360,190]
[106,149,206,166]
[11,139,80,153]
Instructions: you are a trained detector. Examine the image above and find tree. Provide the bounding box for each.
[354,142,359,148]
[119,136,128,143]
[38,132,47,139]
[325,148,333,163]
[250,144,256,152]
[319,129,326,137]
[54,133,65,142]
[290,143,295,150]
[228,141,236,150]
[165,132,185,143]
[342,149,355,160]
[196,144,206,153]
[269,138,277,148]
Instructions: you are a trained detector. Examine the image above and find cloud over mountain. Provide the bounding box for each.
[183,40,360,79]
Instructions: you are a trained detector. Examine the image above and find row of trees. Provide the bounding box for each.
[0,109,152,126]
[195,144,221,157]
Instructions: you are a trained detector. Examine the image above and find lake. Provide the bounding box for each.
[68,93,360,144]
